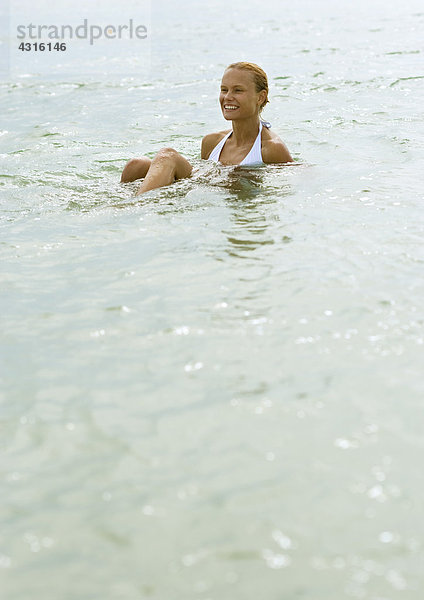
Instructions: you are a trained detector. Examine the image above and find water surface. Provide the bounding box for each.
[1,1,424,598]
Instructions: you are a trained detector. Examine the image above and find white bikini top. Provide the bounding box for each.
[208,120,271,166]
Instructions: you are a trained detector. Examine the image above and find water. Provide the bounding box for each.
[1,0,424,598]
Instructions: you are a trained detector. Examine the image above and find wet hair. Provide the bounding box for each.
[225,61,269,112]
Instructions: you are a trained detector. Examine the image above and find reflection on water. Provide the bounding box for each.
[190,160,266,197]
[193,161,296,199]
[221,166,293,258]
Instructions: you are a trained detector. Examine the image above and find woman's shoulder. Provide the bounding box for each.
[201,129,231,159]
[261,128,293,163]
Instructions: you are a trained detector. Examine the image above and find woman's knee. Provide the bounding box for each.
[154,147,179,161]
[149,147,192,181]
[121,156,151,182]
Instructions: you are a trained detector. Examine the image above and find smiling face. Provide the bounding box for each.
[220,68,266,122]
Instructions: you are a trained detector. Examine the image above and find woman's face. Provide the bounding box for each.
[220,68,265,121]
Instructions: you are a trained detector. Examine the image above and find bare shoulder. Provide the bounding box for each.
[201,130,230,160]
[261,128,293,164]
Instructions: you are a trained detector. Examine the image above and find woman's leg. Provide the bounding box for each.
[136,147,193,195]
[120,156,152,183]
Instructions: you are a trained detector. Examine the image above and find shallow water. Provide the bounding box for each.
[1,0,424,598]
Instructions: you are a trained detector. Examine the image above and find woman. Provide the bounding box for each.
[120,62,293,195]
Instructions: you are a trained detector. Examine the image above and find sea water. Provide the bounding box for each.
[1,0,423,598]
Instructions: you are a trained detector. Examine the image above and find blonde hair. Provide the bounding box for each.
[225,61,269,112]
